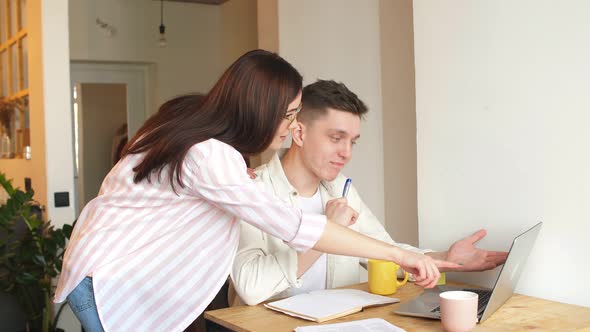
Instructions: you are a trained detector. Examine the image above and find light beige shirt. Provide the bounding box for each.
[230,151,431,306]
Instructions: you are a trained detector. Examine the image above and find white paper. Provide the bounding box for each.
[294,318,406,332]
[264,289,398,322]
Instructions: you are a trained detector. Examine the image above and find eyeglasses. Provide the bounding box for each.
[284,103,302,125]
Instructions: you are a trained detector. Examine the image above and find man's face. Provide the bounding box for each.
[298,108,361,182]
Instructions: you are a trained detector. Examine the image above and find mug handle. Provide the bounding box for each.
[397,271,409,287]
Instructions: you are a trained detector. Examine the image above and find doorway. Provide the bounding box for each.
[70,62,153,214]
[74,83,127,209]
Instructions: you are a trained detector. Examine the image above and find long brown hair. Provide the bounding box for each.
[123,49,303,190]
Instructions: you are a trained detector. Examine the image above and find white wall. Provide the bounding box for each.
[414,0,590,306]
[41,0,76,227]
[69,0,224,109]
[277,0,386,222]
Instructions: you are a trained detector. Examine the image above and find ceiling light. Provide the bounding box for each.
[158,0,167,47]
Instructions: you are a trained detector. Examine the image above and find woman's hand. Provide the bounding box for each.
[394,249,461,288]
[311,223,457,288]
[324,198,358,227]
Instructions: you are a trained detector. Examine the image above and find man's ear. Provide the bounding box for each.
[291,122,306,147]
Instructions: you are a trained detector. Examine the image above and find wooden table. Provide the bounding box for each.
[204,282,590,331]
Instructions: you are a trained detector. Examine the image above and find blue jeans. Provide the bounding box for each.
[67,277,105,332]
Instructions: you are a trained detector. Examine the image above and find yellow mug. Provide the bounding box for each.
[368,259,409,295]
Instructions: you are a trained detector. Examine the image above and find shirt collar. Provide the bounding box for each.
[265,149,299,198]
[264,149,341,199]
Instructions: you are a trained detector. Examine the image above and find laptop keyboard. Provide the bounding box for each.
[430,288,492,314]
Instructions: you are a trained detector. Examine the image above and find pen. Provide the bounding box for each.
[342,178,352,197]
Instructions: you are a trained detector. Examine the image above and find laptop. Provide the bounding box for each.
[394,222,542,323]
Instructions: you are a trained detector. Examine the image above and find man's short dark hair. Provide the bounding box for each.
[298,79,368,124]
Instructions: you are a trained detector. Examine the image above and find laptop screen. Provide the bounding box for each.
[479,222,542,322]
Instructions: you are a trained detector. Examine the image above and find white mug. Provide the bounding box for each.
[440,291,478,332]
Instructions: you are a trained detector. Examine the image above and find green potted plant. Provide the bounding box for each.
[0,172,72,332]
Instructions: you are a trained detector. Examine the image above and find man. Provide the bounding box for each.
[230,80,507,306]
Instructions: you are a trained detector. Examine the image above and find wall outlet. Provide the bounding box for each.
[54,192,70,207]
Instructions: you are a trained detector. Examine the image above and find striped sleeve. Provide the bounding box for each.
[185,139,326,252]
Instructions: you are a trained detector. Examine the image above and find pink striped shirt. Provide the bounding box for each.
[54,139,327,332]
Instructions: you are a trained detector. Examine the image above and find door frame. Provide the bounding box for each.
[70,61,154,215]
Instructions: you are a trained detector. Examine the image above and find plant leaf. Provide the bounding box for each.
[62,224,73,238]
[32,255,46,266]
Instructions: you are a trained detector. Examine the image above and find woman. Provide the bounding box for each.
[55,50,457,332]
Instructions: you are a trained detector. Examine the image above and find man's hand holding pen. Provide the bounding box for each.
[325,178,356,227]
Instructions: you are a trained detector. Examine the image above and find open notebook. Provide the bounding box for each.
[264,289,399,323]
